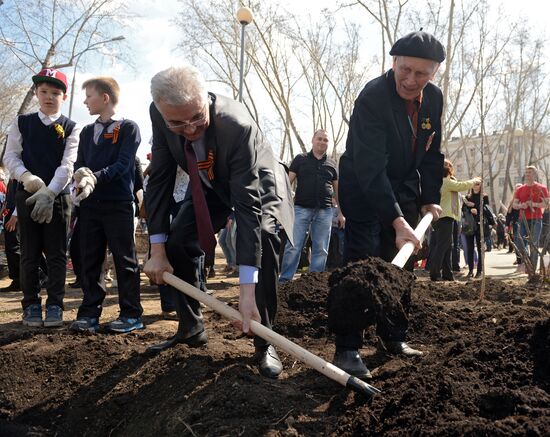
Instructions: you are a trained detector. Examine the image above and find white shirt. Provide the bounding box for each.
[92,115,122,144]
[4,110,81,195]
[173,166,189,203]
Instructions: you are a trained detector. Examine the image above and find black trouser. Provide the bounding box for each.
[466,230,482,274]
[69,216,81,281]
[429,217,454,279]
[16,190,70,309]
[451,220,461,271]
[425,227,437,270]
[337,198,418,350]
[77,200,142,319]
[3,221,47,285]
[158,201,184,312]
[3,220,20,283]
[166,190,281,348]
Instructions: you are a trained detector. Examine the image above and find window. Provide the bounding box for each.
[499,177,505,187]
[499,144,506,153]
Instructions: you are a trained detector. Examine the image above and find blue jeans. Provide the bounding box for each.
[279,206,333,281]
[518,218,542,268]
[218,222,236,267]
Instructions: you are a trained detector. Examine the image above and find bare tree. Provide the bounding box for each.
[291,17,368,159]
[175,0,308,160]
[341,0,409,72]
[0,47,28,146]
[175,0,369,161]
[0,0,130,116]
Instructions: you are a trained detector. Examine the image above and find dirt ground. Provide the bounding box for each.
[0,253,549,436]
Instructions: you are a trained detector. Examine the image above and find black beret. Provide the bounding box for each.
[389,31,445,63]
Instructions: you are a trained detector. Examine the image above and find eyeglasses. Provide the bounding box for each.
[164,103,208,130]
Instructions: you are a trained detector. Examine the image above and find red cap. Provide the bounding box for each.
[32,68,68,93]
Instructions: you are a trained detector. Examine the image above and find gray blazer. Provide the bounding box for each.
[146,93,294,268]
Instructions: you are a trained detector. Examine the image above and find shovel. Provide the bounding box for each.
[162,271,381,398]
[391,212,434,268]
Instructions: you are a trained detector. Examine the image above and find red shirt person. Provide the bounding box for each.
[513,165,548,269]
[514,166,548,220]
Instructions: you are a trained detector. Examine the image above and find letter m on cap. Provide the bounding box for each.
[45,69,57,78]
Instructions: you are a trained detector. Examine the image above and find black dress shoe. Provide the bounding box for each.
[442,275,455,281]
[430,276,444,282]
[68,280,82,289]
[378,339,423,356]
[255,345,283,379]
[146,330,208,355]
[333,350,372,379]
[0,281,21,292]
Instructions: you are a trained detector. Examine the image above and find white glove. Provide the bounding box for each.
[73,167,97,185]
[20,171,46,194]
[74,174,96,204]
[25,186,56,224]
[74,184,94,204]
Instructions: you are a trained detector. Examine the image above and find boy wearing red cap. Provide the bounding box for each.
[4,68,80,328]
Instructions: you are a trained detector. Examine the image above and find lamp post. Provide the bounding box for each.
[236,7,253,102]
[68,35,125,118]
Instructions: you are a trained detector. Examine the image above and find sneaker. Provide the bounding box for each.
[107,317,144,333]
[22,304,43,327]
[43,305,63,327]
[70,317,100,333]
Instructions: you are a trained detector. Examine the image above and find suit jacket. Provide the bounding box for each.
[339,69,444,224]
[146,93,294,268]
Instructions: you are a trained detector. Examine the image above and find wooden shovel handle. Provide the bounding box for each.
[162,271,381,397]
[391,212,433,268]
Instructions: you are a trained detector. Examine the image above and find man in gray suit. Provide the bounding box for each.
[144,66,293,379]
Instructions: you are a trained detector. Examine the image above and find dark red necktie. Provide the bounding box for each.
[406,100,419,152]
[184,140,217,258]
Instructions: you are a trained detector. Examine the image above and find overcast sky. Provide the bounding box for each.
[67,0,550,162]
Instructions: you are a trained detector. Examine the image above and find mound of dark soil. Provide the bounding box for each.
[1,261,549,436]
[277,271,330,338]
[327,258,414,334]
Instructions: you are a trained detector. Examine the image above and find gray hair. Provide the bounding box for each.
[150,66,208,106]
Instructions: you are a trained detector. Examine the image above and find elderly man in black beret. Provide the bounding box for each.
[331,31,446,378]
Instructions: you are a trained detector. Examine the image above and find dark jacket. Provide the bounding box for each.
[146,93,294,268]
[339,69,444,224]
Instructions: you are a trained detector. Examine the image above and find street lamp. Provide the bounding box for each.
[68,35,125,118]
[236,7,253,102]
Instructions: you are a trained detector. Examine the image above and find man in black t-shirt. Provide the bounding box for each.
[279,129,344,282]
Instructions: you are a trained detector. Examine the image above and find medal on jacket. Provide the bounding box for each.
[421,117,431,130]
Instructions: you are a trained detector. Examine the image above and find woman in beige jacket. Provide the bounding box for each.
[430,159,480,281]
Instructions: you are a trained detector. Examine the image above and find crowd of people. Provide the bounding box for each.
[1,30,549,382]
